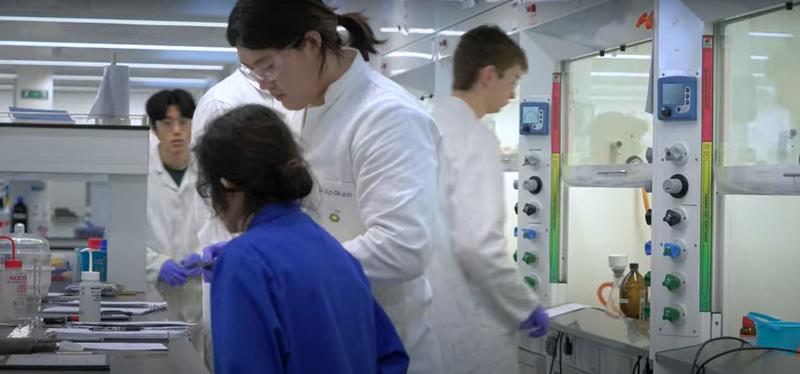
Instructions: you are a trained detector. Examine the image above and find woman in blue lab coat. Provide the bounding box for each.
[192,104,409,374]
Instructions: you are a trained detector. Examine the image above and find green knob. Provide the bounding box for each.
[663,307,682,322]
[662,273,682,291]
[522,252,538,265]
[644,271,651,287]
[524,276,538,288]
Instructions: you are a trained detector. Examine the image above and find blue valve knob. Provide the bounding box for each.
[522,229,538,240]
[514,227,518,237]
[645,241,652,256]
[663,242,682,258]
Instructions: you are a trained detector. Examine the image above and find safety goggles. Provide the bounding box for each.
[238,37,304,84]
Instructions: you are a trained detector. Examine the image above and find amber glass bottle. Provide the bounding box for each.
[619,263,647,319]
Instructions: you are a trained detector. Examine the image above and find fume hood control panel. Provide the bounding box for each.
[657,76,697,121]
[520,102,549,135]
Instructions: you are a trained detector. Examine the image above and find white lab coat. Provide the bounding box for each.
[145,147,203,323]
[429,96,539,374]
[286,51,444,374]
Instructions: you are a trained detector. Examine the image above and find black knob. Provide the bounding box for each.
[645,209,652,226]
[514,202,518,215]
[663,209,683,227]
[522,203,538,216]
[661,106,672,118]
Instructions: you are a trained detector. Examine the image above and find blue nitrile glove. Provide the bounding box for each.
[158,260,189,286]
[200,242,228,283]
[180,253,204,278]
[520,306,550,338]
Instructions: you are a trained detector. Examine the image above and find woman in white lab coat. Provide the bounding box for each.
[144,90,203,324]
[428,26,549,374]
[206,1,444,372]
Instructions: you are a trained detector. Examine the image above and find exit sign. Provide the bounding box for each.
[21,89,49,100]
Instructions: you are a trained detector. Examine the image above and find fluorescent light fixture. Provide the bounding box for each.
[53,86,158,93]
[0,16,227,28]
[753,73,766,78]
[588,95,646,101]
[0,40,235,53]
[0,73,16,79]
[0,59,224,71]
[390,69,409,76]
[749,32,794,38]
[380,27,465,37]
[0,84,13,90]
[385,51,433,59]
[590,84,648,91]
[52,75,208,84]
[440,30,466,37]
[750,55,769,60]
[590,72,649,78]
[596,54,651,60]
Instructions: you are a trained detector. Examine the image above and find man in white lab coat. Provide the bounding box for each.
[144,89,203,324]
[429,25,550,374]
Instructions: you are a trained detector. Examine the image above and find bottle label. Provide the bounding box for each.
[620,298,629,304]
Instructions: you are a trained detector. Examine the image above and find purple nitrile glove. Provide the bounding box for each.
[158,260,189,286]
[180,253,204,278]
[200,242,228,283]
[520,306,550,338]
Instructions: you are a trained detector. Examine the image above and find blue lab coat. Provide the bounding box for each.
[211,202,409,374]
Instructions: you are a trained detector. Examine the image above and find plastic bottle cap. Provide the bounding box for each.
[81,271,100,282]
[100,240,108,252]
[4,259,22,269]
[742,316,755,328]
[16,197,23,204]
[88,238,102,250]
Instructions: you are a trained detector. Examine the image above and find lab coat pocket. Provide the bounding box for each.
[313,181,365,242]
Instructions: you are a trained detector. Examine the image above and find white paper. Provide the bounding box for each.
[60,300,167,308]
[70,321,195,328]
[78,343,168,351]
[42,305,166,316]
[46,328,188,341]
[546,303,586,318]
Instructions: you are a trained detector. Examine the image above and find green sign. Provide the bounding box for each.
[21,89,49,100]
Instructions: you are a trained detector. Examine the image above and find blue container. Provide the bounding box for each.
[79,250,108,282]
[748,312,800,352]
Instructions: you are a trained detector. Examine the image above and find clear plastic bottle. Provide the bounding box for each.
[1,224,51,319]
[78,249,102,322]
[0,236,28,323]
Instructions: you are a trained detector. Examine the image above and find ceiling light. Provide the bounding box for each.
[0,16,226,28]
[52,75,208,84]
[0,40,235,53]
[750,55,768,60]
[590,72,649,78]
[0,84,13,90]
[596,54,651,60]
[752,73,766,78]
[390,69,409,77]
[385,52,433,59]
[439,30,466,37]
[0,73,16,79]
[0,59,224,71]
[749,32,793,38]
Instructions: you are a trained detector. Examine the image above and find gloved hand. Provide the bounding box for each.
[158,260,189,286]
[199,242,228,283]
[180,253,205,278]
[520,306,550,337]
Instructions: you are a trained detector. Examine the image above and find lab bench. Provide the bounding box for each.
[656,339,800,374]
[519,307,650,374]
[0,283,208,374]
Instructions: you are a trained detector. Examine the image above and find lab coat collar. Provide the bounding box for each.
[437,95,480,122]
[150,146,193,192]
[248,201,301,229]
[313,49,365,111]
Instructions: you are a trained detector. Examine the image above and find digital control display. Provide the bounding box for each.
[662,83,684,106]
[519,102,549,135]
[657,76,697,121]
